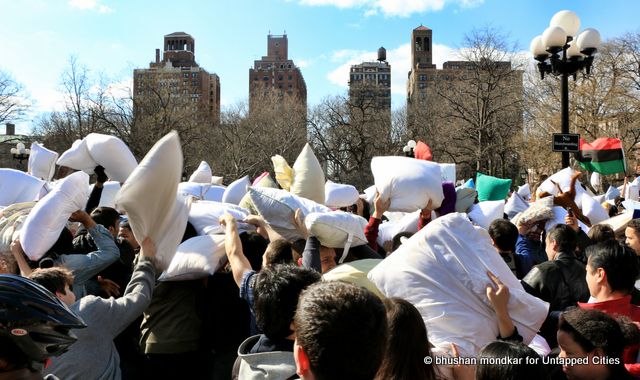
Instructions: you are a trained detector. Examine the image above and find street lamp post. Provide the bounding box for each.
[530,10,601,168]
[10,142,30,169]
[403,140,416,158]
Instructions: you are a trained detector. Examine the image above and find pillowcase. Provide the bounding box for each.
[504,193,529,220]
[517,184,531,200]
[325,180,359,208]
[27,142,58,181]
[439,163,456,183]
[239,173,278,215]
[158,235,227,281]
[468,201,505,230]
[20,171,90,260]
[577,192,609,225]
[304,211,368,249]
[322,259,384,299]
[56,139,97,173]
[290,143,326,204]
[537,167,578,197]
[85,133,138,183]
[189,161,213,184]
[0,169,45,207]
[371,156,444,212]
[222,176,250,205]
[376,211,420,247]
[476,173,511,202]
[455,187,477,213]
[189,200,250,235]
[96,181,121,209]
[115,131,188,270]
[177,182,226,202]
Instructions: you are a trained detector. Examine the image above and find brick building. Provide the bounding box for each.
[348,48,391,113]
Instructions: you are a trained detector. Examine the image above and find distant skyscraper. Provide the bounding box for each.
[249,33,307,112]
[133,32,220,124]
[348,47,391,113]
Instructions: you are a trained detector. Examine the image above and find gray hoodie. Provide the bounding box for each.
[234,335,297,380]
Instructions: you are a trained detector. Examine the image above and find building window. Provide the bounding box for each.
[192,73,197,78]
[419,74,427,81]
[288,75,292,80]
[278,75,283,81]
[254,76,258,81]
[418,83,426,89]
[263,76,269,81]
[183,73,189,78]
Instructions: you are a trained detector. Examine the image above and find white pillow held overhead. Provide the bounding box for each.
[468,201,505,230]
[189,200,250,235]
[28,142,58,181]
[159,235,227,281]
[85,133,138,183]
[222,176,251,205]
[189,161,213,184]
[304,211,368,262]
[290,143,326,204]
[0,169,45,207]
[325,180,359,208]
[56,139,97,173]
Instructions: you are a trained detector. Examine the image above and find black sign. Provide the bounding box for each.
[552,133,580,153]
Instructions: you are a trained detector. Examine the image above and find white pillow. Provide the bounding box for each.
[605,186,620,201]
[85,133,138,183]
[211,176,224,185]
[537,167,581,197]
[97,181,121,209]
[158,235,227,281]
[376,211,420,247]
[439,163,456,183]
[189,161,213,183]
[362,185,377,205]
[590,172,602,191]
[577,192,609,225]
[592,195,605,205]
[304,211,368,249]
[626,184,639,201]
[0,169,45,207]
[371,156,444,212]
[544,206,588,233]
[517,184,531,200]
[189,200,249,235]
[290,143,326,204]
[222,176,250,205]
[28,142,58,181]
[248,187,330,241]
[178,182,226,202]
[367,213,549,356]
[505,193,529,220]
[0,202,35,253]
[115,131,189,270]
[20,171,90,260]
[56,139,97,173]
[325,180,359,208]
[468,201,505,230]
[323,259,384,299]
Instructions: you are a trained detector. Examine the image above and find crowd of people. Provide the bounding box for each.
[2,141,640,380]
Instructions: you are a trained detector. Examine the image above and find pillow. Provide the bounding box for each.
[537,167,577,197]
[272,155,294,191]
[462,178,475,189]
[85,133,138,183]
[20,171,90,260]
[239,173,278,215]
[590,172,601,191]
[467,201,505,230]
[189,161,213,184]
[367,213,549,356]
[222,176,250,205]
[376,210,420,247]
[577,192,609,225]
[511,197,555,227]
[211,176,224,185]
[543,206,588,233]
[605,186,620,201]
[115,131,189,270]
[0,202,36,253]
[97,181,121,209]
[290,143,326,204]
[304,211,368,249]
[626,184,639,201]
[597,210,634,234]
[178,182,226,202]
[0,169,45,207]
[455,187,477,213]
[476,173,511,202]
[248,187,330,241]
[371,156,444,212]
[325,180,359,208]
[504,193,529,220]
[323,259,384,299]
[189,200,250,235]
[517,184,531,200]
[158,235,227,281]
[56,139,97,173]
[362,185,377,205]
[27,142,58,181]
[439,163,456,183]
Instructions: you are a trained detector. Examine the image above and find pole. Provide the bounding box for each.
[561,45,570,168]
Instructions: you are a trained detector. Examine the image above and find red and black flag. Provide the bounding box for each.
[574,138,626,175]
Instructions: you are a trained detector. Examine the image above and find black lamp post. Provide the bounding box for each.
[10,142,30,169]
[530,10,601,168]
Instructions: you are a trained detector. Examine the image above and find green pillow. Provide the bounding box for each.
[476,172,511,202]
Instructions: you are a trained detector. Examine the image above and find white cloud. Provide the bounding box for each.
[98,4,114,13]
[68,0,114,13]
[298,0,484,17]
[326,42,457,96]
[296,59,310,68]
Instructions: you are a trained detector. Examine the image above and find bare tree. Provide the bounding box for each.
[0,70,29,125]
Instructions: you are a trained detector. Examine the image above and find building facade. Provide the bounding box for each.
[133,32,220,124]
[348,48,391,113]
[249,34,307,112]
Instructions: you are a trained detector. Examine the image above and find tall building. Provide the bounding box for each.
[348,47,391,112]
[133,32,221,124]
[249,33,307,111]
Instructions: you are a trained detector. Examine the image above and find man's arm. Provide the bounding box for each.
[221,213,253,287]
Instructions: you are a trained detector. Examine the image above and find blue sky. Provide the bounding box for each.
[2,0,639,134]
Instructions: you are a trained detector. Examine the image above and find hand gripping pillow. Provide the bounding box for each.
[158,235,227,281]
[577,192,609,225]
[28,142,58,181]
[325,180,359,208]
[371,156,444,212]
[290,143,326,204]
[367,213,549,356]
[85,133,138,183]
[505,193,529,220]
[97,181,121,209]
[20,171,90,260]
[376,211,420,247]
[305,211,368,263]
[56,139,97,173]
[178,182,226,202]
[248,187,330,241]
[0,169,45,207]
[476,173,511,202]
[189,200,250,235]
[239,173,278,215]
[222,176,251,205]
[322,259,384,299]
[467,200,505,230]
[189,161,213,184]
[115,131,189,270]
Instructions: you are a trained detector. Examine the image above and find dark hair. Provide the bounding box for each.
[28,267,74,295]
[476,341,547,380]
[586,241,639,294]
[253,264,320,340]
[264,238,293,265]
[295,281,388,380]
[375,298,437,380]
[588,224,615,244]
[90,207,120,229]
[558,308,638,375]
[547,224,577,254]
[488,219,518,252]
[628,219,640,235]
[391,232,413,253]
[239,232,268,271]
[181,221,198,243]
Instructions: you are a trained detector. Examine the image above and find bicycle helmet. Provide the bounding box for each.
[0,274,85,370]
